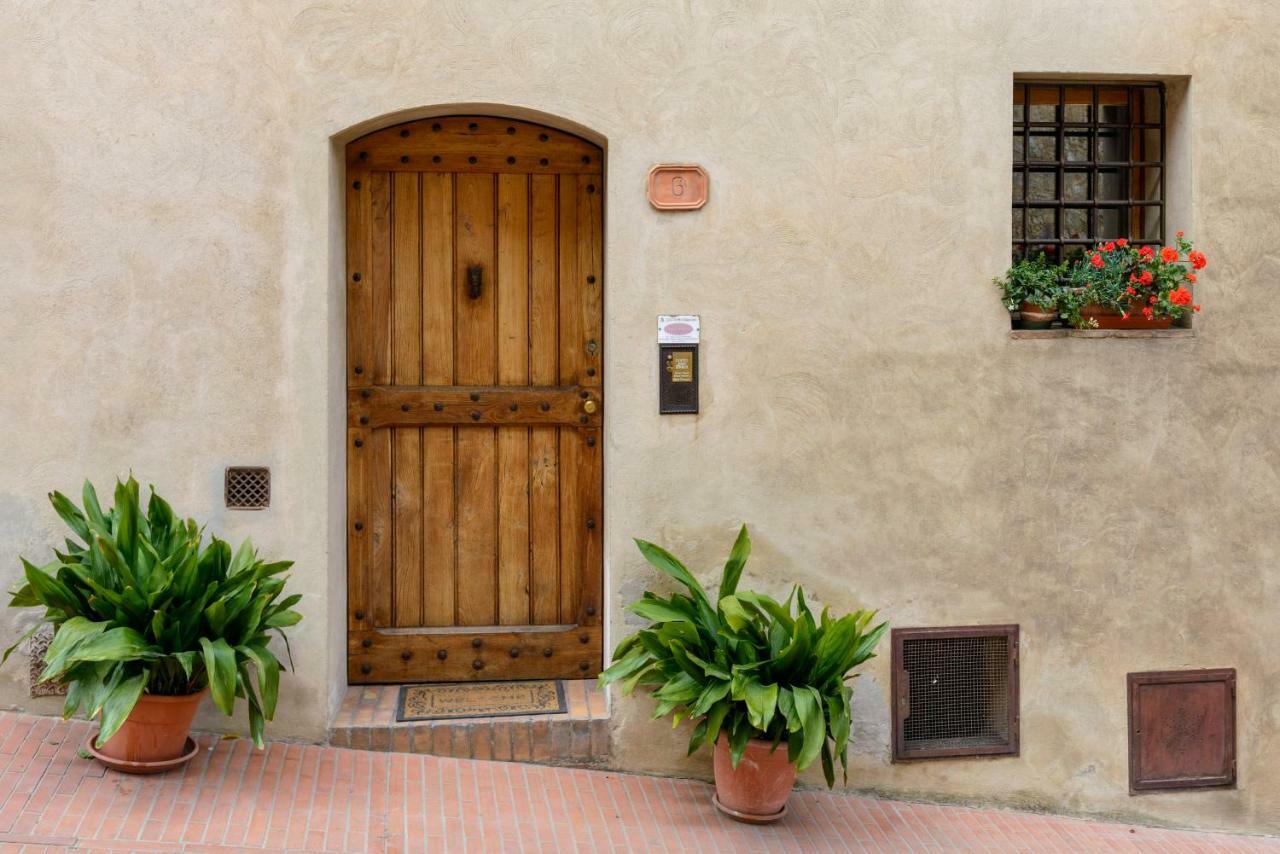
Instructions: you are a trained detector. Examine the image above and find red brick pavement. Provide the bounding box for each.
[0,711,1272,852]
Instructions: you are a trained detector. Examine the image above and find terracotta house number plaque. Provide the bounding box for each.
[647,164,708,210]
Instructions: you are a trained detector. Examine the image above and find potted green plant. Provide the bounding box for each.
[3,477,301,773]
[1059,233,1205,329]
[600,526,886,823]
[994,253,1066,329]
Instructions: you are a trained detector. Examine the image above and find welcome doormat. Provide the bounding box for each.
[396,680,566,721]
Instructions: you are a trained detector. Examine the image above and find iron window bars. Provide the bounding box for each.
[1013,82,1165,261]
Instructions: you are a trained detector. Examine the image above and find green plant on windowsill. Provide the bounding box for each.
[599,526,886,821]
[3,477,301,768]
[994,253,1067,329]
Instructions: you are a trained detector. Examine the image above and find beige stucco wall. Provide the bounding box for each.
[2,0,1278,836]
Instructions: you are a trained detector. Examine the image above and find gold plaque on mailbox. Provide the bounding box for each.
[667,351,693,382]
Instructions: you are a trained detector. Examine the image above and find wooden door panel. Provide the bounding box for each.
[366,172,394,630]
[529,174,561,626]
[391,173,424,628]
[347,117,602,682]
[496,174,531,626]
[453,173,498,628]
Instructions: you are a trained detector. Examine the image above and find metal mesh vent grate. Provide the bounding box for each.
[893,626,1019,760]
[225,467,270,510]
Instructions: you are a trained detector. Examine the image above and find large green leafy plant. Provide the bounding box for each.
[600,526,887,787]
[3,477,301,747]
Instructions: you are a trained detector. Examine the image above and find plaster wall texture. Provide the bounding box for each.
[2,0,1278,836]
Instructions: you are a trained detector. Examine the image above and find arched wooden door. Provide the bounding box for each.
[345,116,603,682]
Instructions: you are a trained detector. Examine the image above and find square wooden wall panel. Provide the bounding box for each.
[1128,668,1236,793]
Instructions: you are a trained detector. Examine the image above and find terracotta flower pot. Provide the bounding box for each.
[1079,300,1172,330]
[92,689,206,770]
[712,736,797,823]
[1017,301,1057,329]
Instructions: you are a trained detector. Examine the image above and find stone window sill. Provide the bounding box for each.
[1010,328,1195,340]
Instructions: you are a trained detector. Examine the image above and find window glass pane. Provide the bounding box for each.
[1094,208,1121,239]
[1063,208,1088,240]
[1013,84,1025,123]
[1136,167,1161,202]
[1027,244,1060,263]
[1012,171,1024,200]
[1098,87,1130,123]
[1029,87,1058,122]
[1137,87,1161,124]
[1064,170,1089,201]
[1064,131,1089,163]
[1096,127,1128,163]
[1028,132,1056,162]
[1012,243,1026,262]
[1027,208,1056,239]
[1138,128,1161,162]
[1096,168,1124,201]
[1027,171,1055,201]
[1012,209,1024,239]
[1013,132,1025,163]
[1129,205,1162,242]
[1064,87,1092,123]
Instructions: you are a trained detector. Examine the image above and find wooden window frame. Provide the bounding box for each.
[1013,80,1166,261]
[891,625,1020,761]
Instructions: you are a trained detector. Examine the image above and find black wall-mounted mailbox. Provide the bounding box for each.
[658,316,699,414]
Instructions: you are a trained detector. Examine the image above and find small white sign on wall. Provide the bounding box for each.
[657,315,700,344]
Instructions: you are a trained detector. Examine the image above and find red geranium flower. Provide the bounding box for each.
[1188,272,1198,283]
[1104,241,1116,252]
[1126,286,1136,295]
[1089,253,1104,268]
[1194,305,1202,312]
[1170,287,1192,306]
[1138,246,1155,260]
[1142,307,1154,319]
[1149,296,1157,305]
[1117,238,1128,248]
[1176,230,1185,238]
[1189,250,1207,270]
[1138,270,1154,286]
[1161,247,1179,263]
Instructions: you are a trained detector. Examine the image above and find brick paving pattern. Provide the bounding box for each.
[0,712,1272,852]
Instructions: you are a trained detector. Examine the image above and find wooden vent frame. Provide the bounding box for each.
[1128,668,1236,794]
[225,466,270,510]
[891,625,1020,761]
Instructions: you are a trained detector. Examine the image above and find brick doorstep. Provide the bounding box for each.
[328,679,611,768]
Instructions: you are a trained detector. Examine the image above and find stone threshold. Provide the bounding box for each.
[1010,328,1195,339]
[328,680,610,767]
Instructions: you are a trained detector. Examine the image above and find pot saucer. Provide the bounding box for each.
[87,735,200,775]
[712,793,788,824]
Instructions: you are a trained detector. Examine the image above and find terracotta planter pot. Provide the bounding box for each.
[1079,300,1172,330]
[712,736,797,823]
[93,689,206,767]
[1017,301,1057,329]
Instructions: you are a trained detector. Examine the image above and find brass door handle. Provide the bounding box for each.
[582,399,598,414]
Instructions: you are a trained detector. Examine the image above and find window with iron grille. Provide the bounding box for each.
[892,625,1019,760]
[1013,81,1165,262]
